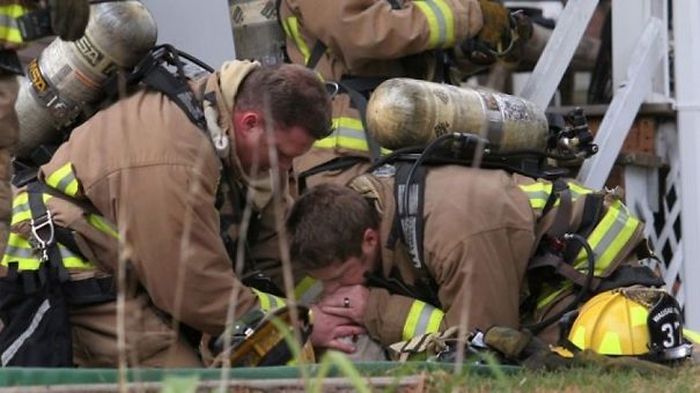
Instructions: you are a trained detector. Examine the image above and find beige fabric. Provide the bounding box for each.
[282,0,484,187]
[354,165,535,345]
[1,61,292,367]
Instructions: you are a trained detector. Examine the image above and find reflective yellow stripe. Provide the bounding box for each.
[519,181,593,210]
[683,329,700,344]
[1,233,38,269]
[11,192,52,225]
[414,0,455,48]
[568,182,593,198]
[282,16,311,64]
[45,163,79,197]
[294,276,323,305]
[518,182,553,210]
[536,283,570,310]
[252,288,285,312]
[2,233,94,270]
[313,117,391,154]
[0,4,28,44]
[402,300,444,341]
[87,214,119,239]
[597,332,622,355]
[574,200,641,275]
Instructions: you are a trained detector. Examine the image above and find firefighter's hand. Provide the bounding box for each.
[460,0,512,65]
[310,305,366,353]
[49,0,90,41]
[319,284,370,326]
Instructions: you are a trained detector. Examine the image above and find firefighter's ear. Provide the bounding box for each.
[233,110,264,134]
[362,228,379,252]
[233,111,263,131]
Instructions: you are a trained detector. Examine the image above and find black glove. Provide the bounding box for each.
[49,0,90,41]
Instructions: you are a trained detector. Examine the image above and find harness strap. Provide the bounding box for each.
[26,182,68,283]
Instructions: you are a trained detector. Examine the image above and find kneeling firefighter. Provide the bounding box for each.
[349,78,693,365]
[0,1,328,367]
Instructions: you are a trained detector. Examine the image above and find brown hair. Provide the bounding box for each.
[286,183,380,270]
[234,63,331,139]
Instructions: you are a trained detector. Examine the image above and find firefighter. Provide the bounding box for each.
[0,0,89,276]
[286,166,663,351]
[278,0,531,191]
[0,60,333,367]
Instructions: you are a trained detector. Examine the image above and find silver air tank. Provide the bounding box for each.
[366,78,549,153]
[14,0,157,157]
[229,0,285,66]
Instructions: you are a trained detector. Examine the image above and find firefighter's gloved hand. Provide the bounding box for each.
[461,1,533,66]
[460,0,510,65]
[49,0,90,41]
[477,0,511,49]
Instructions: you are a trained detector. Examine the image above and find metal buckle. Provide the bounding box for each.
[30,210,55,262]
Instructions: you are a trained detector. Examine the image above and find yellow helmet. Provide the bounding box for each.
[564,287,693,362]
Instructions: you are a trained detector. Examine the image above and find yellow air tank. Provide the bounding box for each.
[366,78,549,153]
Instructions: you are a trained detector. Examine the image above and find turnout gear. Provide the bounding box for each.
[561,287,693,363]
[0,2,30,47]
[3,55,310,366]
[348,165,534,345]
[280,0,485,188]
[14,0,157,157]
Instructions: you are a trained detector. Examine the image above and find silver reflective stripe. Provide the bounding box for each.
[298,280,323,306]
[12,202,28,216]
[55,171,77,195]
[414,304,435,336]
[422,0,447,45]
[3,245,34,259]
[268,294,279,310]
[1,299,51,366]
[0,14,18,30]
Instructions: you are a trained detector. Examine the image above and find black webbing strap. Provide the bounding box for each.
[140,64,207,131]
[562,193,605,264]
[388,163,427,272]
[26,182,69,283]
[26,181,116,304]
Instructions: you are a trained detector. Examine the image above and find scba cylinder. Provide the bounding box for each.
[366,78,549,153]
[14,0,157,158]
[229,0,285,67]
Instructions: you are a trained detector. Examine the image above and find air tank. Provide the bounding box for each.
[229,0,285,67]
[14,0,157,158]
[366,78,549,153]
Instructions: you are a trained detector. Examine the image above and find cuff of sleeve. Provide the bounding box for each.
[363,287,414,346]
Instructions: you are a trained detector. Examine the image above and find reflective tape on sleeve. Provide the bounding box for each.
[402,300,444,341]
[45,163,80,197]
[414,0,455,48]
[252,288,286,312]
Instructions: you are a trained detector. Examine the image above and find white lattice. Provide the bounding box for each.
[629,123,684,307]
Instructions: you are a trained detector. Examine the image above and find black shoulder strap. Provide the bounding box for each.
[385,161,440,307]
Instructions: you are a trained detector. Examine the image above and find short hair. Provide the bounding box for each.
[234,63,331,139]
[286,183,380,270]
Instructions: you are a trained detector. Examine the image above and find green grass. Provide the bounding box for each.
[417,364,699,393]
